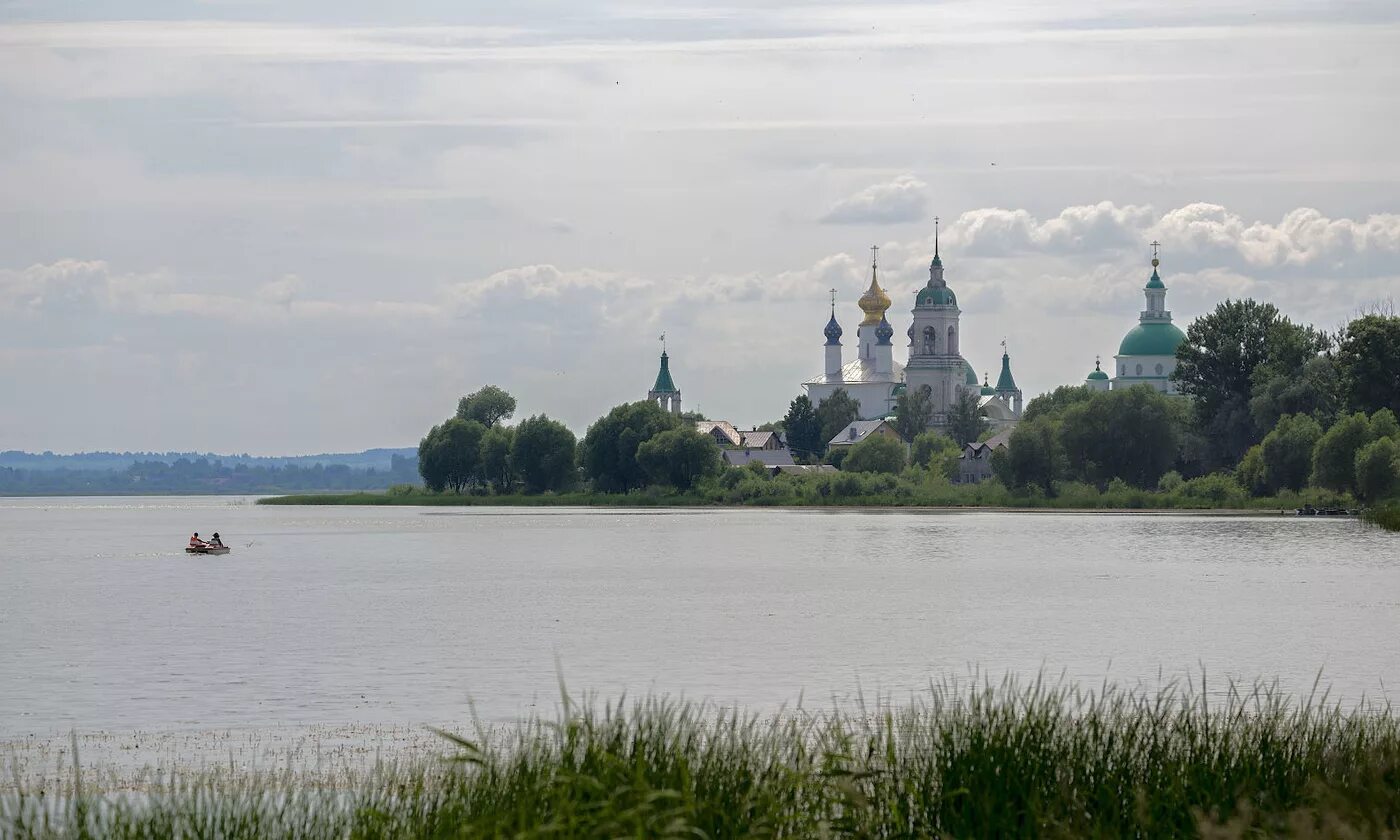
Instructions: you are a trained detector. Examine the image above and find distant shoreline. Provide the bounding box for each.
[257,491,1307,515]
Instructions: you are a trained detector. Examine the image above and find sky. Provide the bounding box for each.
[1,1,1397,455]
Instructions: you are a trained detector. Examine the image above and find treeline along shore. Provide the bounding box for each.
[263,303,1400,529]
[6,678,1400,837]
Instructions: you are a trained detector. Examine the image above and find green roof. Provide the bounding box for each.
[1118,322,1187,357]
[1145,268,1165,290]
[980,384,996,396]
[651,351,678,393]
[916,285,957,306]
[1087,369,1109,381]
[963,360,978,386]
[995,352,1017,392]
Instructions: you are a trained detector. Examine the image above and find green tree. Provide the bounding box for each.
[1336,314,1400,415]
[1235,445,1267,496]
[1311,412,1374,494]
[782,395,823,459]
[947,388,989,447]
[511,415,577,493]
[816,389,861,447]
[842,434,906,474]
[1003,416,1066,495]
[892,384,935,442]
[1371,408,1400,441]
[1249,355,1341,433]
[1259,413,1323,493]
[1354,437,1400,503]
[456,385,517,428]
[579,401,682,492]
[417,418,485,493]
[636,428,720,490]
[1173,299,1329,466]
[911,429,960,480]
[479,425,515,492]
[1057,386,1179,488]
[1023,385,1094,423]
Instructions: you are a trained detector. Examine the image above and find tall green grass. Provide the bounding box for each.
[5,678,1399,838]
[1363,502,1400,532]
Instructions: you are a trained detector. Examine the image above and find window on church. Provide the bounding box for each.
[1155,363,1164,375]
[1135,364,1143,375]
[922,326,936,356]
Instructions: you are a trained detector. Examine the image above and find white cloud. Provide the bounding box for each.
[1153,204,1400,269]
[820,175,928,225]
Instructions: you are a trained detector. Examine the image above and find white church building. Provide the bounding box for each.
[1085,246,1188,393]
[805,234,1021,431]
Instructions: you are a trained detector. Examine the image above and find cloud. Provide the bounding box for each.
[4,199,1398,452]
[820,175,928,225]
[949,202,1155,255]
[1153,204,1400,269]
[944,202,1400,274]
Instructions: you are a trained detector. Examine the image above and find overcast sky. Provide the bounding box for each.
[1,1,1397,454]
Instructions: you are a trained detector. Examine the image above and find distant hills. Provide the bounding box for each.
[0,448,417,473]
[0,448,421,495]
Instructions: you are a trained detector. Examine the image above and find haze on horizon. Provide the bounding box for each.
[1,0,1397,456]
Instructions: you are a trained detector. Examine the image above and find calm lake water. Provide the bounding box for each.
[2,497,1399,740]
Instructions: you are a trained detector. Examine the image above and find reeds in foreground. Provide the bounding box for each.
[3,676,1398,838]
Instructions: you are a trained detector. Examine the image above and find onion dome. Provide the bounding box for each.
[1087,358,1109,381]
[824,311,843,345]
[891,382,907,397]
[875,315,894,345]
[857,269,892,326]
[980,373,996,396]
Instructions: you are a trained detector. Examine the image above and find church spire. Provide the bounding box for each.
[931,215,942,267]
[996,340,1018,392]
[648,336,682,415]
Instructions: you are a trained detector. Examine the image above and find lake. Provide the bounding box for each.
[3,497,1398,744]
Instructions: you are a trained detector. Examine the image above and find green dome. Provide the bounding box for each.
[1145,268,1165,290]
[891,382,907,397]
[979,384,995,396]
[963,360,977,386]
[1087,369,1109,381]
[916,285,956,306]
[1118,322,1186,357]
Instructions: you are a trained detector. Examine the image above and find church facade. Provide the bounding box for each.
[804,236,1021,432]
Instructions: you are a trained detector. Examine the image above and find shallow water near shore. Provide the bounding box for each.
[3,497,1398,750]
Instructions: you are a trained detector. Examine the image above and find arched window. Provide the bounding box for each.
[1121,365,1126,376]
[1135,364,1143,376]
[922,326,936,356]
[1155,363,1164,375]
[947,326,957,355]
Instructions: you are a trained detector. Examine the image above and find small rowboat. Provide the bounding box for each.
[186,546,231,555]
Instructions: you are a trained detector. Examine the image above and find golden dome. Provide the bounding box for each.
[857,269,891,326]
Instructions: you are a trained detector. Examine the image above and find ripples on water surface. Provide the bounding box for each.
[2,497,1398,742]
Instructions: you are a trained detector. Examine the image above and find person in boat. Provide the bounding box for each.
[189,532,207,548]
[209,532,224,548]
